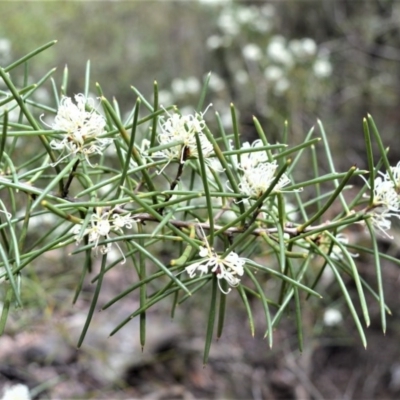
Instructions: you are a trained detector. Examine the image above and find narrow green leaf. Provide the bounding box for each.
[4,40,57,72]
[367,114,392,180]
[365,219,386,333]
[317,120,350,214]
[0,285,13,335]
[203,276,218,365]
[77,253,107,348]
[0,241,21,306]
[197,72,211,112]
[237,284,255,337]
[216,281,227,339]
[309,240,367,348]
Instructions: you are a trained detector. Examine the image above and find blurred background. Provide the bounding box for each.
[1,1,400,398]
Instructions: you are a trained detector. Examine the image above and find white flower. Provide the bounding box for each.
[386,160,400,189]
[47,94,112,166]
[373,177,399,212]
[323,308,342,327]
[369,208,394,238]
[206,35,225,50]
[1,384,31,400]
[157,90,173,106]
[238,161,291,198]
[72,208,137,262]
[266,36,294,67]
[313,58,333,78]
[289,38,317,58]
[185,77,201,94]
[171,78,187,97]
[264,65,284,82]
[153,108,213,171]
[234,70,249,85]
[236,6,259,25]
[361,173,400,238]
[217,9,240,36]
[274,77,291,95]
[242,43,263,61]
[232,139,269,170]
[185,228,245,294]
[112,213,136,231]
[208,73,226,92]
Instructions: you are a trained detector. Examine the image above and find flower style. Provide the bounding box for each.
[230,139,269,170]
[185,228,246,294]
[153,108,214,172]
[72,207,137,263]
[238,160,291,198]
[362,170,400,238]
[47,94,112,166]
[373,177,399,212]
[368,209,394,238]
[386,161,400,190]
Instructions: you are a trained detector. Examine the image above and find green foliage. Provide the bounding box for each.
[1,40,400,363]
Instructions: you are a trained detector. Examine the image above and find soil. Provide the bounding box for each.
[1,248,400,400]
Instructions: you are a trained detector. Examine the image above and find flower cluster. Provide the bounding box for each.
[185,230,246,294]
[366,164,400,238]
[71,207,137,263]
[232,139,291,198]
[47,94,112,166]
[153,109,214,172]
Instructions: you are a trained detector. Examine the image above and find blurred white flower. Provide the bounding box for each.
[313,58,333,78]
[206,34,228,50]
[207,73,226,92]
[218,9,240,36]
[302,38,317,56]
[264,65,284,82]
[171,77,201,96]
[0,38,11,63]
[251,18,272,33]
[289,38,317,58]
[285,201,299,222]
[47,94,111,166]
[171,78,187,97]
[185,227,246,294]
[260,4,275,18]
[185,76,201,94]
[236,6,259,24]
[242,43,263,61]
[33,87,50,104]
[0,38,11,54]
[267,36,293,67]
[157,90,173,106]
[198,0,230,5]
[1,384,31,400]
[323,308,342,327]
[234,69,249,85]
[274,77,290,95]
